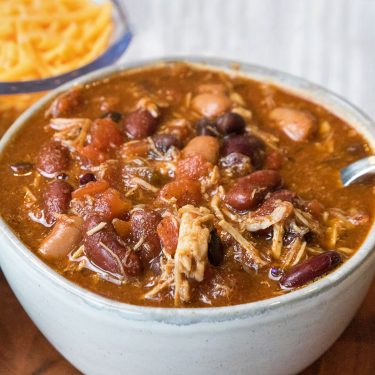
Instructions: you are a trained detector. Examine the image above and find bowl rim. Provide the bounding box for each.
[0,0,132,95]
[1,56,375,324]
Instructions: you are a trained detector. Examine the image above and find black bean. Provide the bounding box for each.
[280,251,342,289]
[10,162,33,176]
[221,134,265,169]
[208,229,224,266]
[79,173,96,186]
[101,111,123,123]
[195,118,219,137]
[216,112,246,135]
[152,134,181,152]
[57,173,69,180]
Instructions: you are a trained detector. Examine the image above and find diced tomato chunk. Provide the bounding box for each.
[80,144,108,163]
[91,118,123,150]
[94,188,132,220]
[112,218,132,238]
[72,180,109,199]
[157,216,179,255]
[175,155,212,180]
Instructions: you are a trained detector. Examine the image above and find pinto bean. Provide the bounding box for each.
[280,251,342,288]
[83,214,142,277]
[123,109,158,139]
[39,215,83,259]
[157,216,179,255]
[182,135,220,164]
[221,134,265,169]
[198,83,227,95]
[36,140,70,177]
[130,209,162,265]
[49,88,82,118]
[158,179,202,207]
[43,180,73,225]
[269,107,317,142]
[152,134,181,152]
[216,112,246,135]
[192,93,232,118]
[175,155,212,180]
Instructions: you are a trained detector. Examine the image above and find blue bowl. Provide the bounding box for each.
[0,0,132,95]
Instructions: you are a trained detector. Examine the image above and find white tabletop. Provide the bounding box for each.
[120,0,375,119]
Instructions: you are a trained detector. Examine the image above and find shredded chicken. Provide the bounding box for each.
[50,118,91,151]
[174,205,213,305]
[271,223,284,259]
[243,201,293,232]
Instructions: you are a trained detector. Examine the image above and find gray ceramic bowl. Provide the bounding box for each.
[0,57,374,375]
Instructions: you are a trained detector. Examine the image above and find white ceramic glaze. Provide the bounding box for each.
[0,58,374,375]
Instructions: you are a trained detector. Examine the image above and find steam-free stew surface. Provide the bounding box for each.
[0,63,373,307]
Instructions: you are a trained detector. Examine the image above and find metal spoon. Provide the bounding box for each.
[340,156,375,186]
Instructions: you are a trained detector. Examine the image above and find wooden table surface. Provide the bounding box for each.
[0,271,373,375]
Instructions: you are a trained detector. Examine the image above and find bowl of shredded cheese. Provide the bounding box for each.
[0,0,131,95]
[0,0,131,136]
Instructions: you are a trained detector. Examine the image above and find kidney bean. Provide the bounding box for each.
[192,93,232,118]
[36,140,70,177]
[159,179,202,207]
[280,251,342,289]
[43,180,73,225]
[175,155,211,180]
[195,118,219,137]
[152,134,181,152]
[83,214,142,277]
[101,111,123,123]
[10,162,33,176]
[157,216,179,255]
[221,134,265,169]
[238,170,282,190]
[123,109,158,139]
[269,189,297,204]
[269,107,317,142]
[79,173,96,186]
[182,135,220,164]
[130,209,162,265]
[225,170,282,211]
[216,112,246,135]
[39,215,83,259]
[49,88,83,118]
[225,183,268,211]
[208,229,224,266]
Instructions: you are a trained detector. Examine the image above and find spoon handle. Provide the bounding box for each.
[340,156,375,186]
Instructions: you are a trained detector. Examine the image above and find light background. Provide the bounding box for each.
[120,0,375,119]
